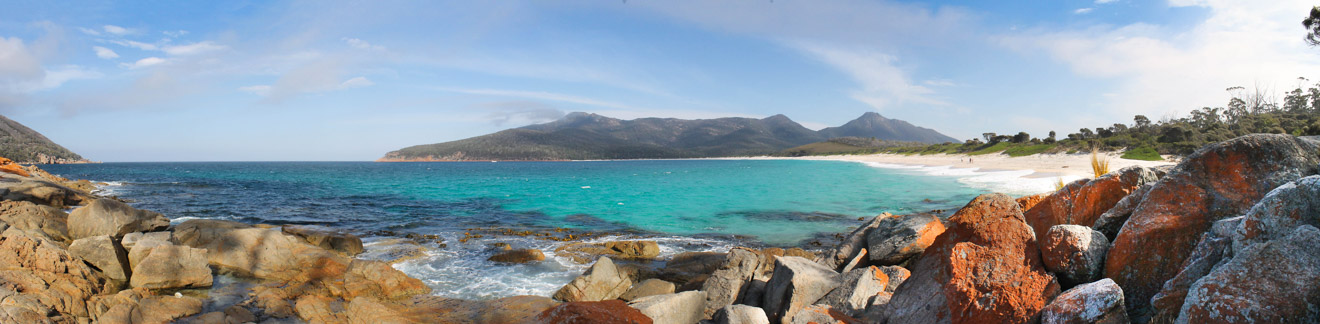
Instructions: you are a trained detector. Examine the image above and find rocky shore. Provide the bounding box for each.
[3,133,1320,323]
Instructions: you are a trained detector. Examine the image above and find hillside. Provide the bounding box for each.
[380,112,956,161]
[0,115,87,164]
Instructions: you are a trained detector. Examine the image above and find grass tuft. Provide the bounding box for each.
[1091,149,1111,178]
[1055,177,1066,191]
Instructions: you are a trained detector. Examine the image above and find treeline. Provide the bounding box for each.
[888,79,1320,160]
[780,137,926,157]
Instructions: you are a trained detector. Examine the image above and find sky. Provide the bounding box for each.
[1,0,1318,161]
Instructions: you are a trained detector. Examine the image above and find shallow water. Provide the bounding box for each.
[42,160,1025,299]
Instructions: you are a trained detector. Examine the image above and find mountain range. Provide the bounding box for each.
[379,112,957,161]
[0,115,87,164]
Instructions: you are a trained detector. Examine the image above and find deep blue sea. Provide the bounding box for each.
[41,160,1031,299]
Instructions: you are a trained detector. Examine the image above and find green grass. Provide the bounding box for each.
[967,142,1012,155]
[1121,147,1164,161]
[1003,143,1057,157]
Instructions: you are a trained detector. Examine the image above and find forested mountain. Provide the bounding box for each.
[0,115,86,164]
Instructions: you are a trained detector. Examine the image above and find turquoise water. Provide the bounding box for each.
[42,160,990,298]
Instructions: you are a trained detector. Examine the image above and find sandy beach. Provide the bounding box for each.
[796,152,1177,179]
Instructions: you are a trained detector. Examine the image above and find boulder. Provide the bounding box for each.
[1177,225,1320,323]
[0,228,105,319]
[1234,175,1320,251]
[553,257,634,302]
[68,235,131,281]
[0,180,88,208]
[628,290,707,324]
[1092,184,1153,241]
[281,224,365,256]
[489,248,546,264]
[172,219,252,247]
[1016,193,1049,212]
[820,213,892,271]
[1147,232,1230,323]
[120,231,171,251]
[130,244,213,289]
[178,225,349,281]
[877,266,909,293]
[658,252,726,285]
[0,201,69,242]
[885,193,1060,324]
[621,279,676,302]
[860,293,893,323]
[715,305,770,324]
[397,295,560,323]
[1106,134,1320,321]
[344,296,413,324]
[293,295,345,323]
[537,300,654,324]
[97,293,204,324]
[556,240,661,263]
[865,213,946,265]
[1039,278,1128,324]
[817,266,888,317]
[1040,225,1110,287]
[702,247,763,317]
[67,198,170,239]
[1025,166,1159,240]
[126,233,172,269]
[341,259,432,300]
[761,256,843,323]
[788,304,856,324]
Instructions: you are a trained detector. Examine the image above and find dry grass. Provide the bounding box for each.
[1055,177,1066,191]
[1091,149,1111,178]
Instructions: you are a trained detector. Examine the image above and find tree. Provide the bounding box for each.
[1134,115,1151,129]
[1307,6,1320,46]
[982,132,997,143]
[1079,128,1095,139]
[1012,132,1031,143]
[1045,131,1057,143]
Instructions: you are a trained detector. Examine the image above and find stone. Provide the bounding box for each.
[715,305,771,324]
[1092,184,1153,241]
[0,157,29,177]
[1147,232,1230,323]
[865,213,946,265]
[1016,193,1049,212]
[345,296,413,324]
[860,293,893,323]
[628,290,706,324]
[702,247,763,317]
[1039,278,1128,324]
[1177,225,1320,323]
[294,295,345,323]
[817,266,889,317]
[0,201,69,242]
[397,295,560,323]
[556,240,661,263]
[1234,175,1320,251]
[68,235,131,282]
[172,219,252,247]
[820,213,892,271]
[877,266,909,293]
[341,259,432,300]
[281,224,365,256]
[621,279,676,302]
[0,228,105,319]
[1025,166,1159,240]
[760,256,843,323]
[537,300,654,324]
[127,233,172,269]
[1106,134,1320,321]
[188,305,256,324]
[885,193,1060,324]
[788,304,856,324]
[97,294,204,324]
[0,180,88,208]
[120,231,171,251]
[67,198,170,239]
[1040,225,1110,287]
[553,257,634,302]
[488,248,546,264]
[130,244,213,289]
[178,224,349,281]
[659,252,727,284]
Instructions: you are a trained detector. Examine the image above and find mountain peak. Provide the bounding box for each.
[858,111,886,120]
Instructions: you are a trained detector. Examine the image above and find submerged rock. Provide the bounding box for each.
[488,248,546,264]
[885,193,1060,324]
[1039,278,1128,324]
[553,257,633,302]
[1040,225,1110,287]
[865,213,945,265]
[67,198,169,240]
[556,240,661,263]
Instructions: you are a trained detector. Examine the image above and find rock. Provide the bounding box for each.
[1039,278,1128,324]
[821,213,892,271]
[0,157,29,177]
[1106,134,1320,321]
[761,256,843,323]
[1175,225,1320,323]
[553,257,634,302]
[715,305,771,324]
[359,238,429,264]
[1040,225,1110,287]
[172,219,252,247]
[97,293,204,324]
[293,295,345,323]
[877,266,909,293]
[701,247,763,317]
[1234,175,1320,251]
[1016,193,1049,212]
[396,295,560,323]
[1025,166,1159,241]
[1092,184,1153,241]
[345,296,413,324]
[817,266,888,317]
[628,290,706,324]
[67,198,170,239]
[127,233,172,269]
[120,231,171,251]
[865,213,946,265]
[0,201,70,242]
[68,235,131,282]
[281,224,365,256]
[557,240,661,263]
[621,279,676,302]
[0,228,105,319]
[659,251,726,284]
[341,259,432,300]
[489,248,546,264]
[178,224,349,281]
[788,304,857,324]
[860,293,893,323]
[1147,232,1230,323]
[885,193,1060,324]
[188,305,256,324]
[0,180,88,208]
[537,300,654,324]
[738,278,768,307]
[130,244,213,289]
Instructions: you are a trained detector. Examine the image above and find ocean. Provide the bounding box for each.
[41,159,1043,300]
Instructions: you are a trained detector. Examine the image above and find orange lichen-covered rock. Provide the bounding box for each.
[1023,166,1158,240]
[884,193,1061,324]
[1015,193,1048,212]
[0,157,30,177]
[536,300,653,324]
[865,213,946,265]
[1105,134,1320,321]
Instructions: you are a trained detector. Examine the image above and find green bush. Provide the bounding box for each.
[1120,147,1163,161]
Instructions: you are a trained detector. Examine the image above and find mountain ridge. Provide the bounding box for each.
[0,115,88,164]
[379,112,958,161]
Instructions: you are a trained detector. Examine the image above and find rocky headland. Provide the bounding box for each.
[3,133,1320,323]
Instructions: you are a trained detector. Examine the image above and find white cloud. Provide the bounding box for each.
[238,85,271,96]
[162,41,225,56]
[162,30,188,38]
[923,79,958,87]
[791,43,946,110]
[343,38,385,51]
[78,27,101,36]
[1075,8,1094,14]
[102,25,131,36]
[0,37,43,80]
[339,76,373,89]
[109,39,159,51]
[36,65,102,91]
[93,46,119,59]
[121,57,166,69]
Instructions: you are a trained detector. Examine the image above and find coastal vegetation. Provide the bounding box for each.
[0,115,87,164]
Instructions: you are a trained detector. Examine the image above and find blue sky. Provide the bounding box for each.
[1,0,1317,161]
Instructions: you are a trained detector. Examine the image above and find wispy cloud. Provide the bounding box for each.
[1095,0,1118,4]
[92,46,119,59]
[162,41,226,56]
[1074,8,1094,14]
[791,43,946,110]
[343,38,385,51]
[102,25,132,36]
[121,57,166,69]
